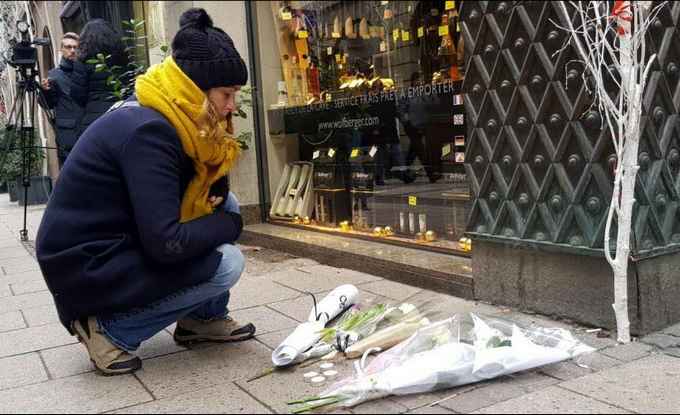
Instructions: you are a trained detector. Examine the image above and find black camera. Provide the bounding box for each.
[7,20,50,75]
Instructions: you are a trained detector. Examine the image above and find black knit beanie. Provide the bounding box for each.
[172,8,248,90]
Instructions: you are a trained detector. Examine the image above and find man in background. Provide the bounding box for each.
[41,32,84,167]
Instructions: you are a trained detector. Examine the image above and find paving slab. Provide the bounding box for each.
[560,354,680,413]
[0,372,152,413]
[358,279,423,302]
[0,239,22,249]
[111,383,272,414]
[662,323,680,338]
[0,257,41,275]
[21,304,60,327]
[472,385,631,414]
[9,279,48,296]
[0,291,53,314]
[0,284,10,298]
[352,398,409,414]
[254,328,289,351]
[0,247,31,261]
[227,278,302,311]
[0,270,45,285]
[41,331,187,379]
[0,322,77,358]
[270,266,380,294]
[236,355,356,414]
[242,256,318,278]
[437,381,526,413]
[229,305,298,336]
[407,405,457,413]
[438,372,559,413]
[389,388,465,411]
[0,311,25,333]
[539,353,622,381]
[640,332,680,349]
[665,347,680,358]
[599,341,656,362]
[135,340,272,399]
[0,353,48,391]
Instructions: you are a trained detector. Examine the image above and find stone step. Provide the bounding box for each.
[241,223,474,299]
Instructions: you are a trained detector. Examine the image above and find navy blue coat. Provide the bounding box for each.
[36,101,243,331]
[43,58,85,164]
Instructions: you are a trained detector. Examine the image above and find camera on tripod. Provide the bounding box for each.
[6,20,50,77]
[0,20,54,241]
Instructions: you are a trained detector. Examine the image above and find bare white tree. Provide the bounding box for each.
[554,1,668,343]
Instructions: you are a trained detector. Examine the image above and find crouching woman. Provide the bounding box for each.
[36,8,255,376]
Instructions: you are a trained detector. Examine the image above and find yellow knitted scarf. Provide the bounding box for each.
[135,57,241,223]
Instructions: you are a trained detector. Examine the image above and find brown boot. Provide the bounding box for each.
[72,317,142,376]
[173,316,256,345]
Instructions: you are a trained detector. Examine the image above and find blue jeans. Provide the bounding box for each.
[98,243,245,352]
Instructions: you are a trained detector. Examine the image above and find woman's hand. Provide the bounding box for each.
[209,196,224,208]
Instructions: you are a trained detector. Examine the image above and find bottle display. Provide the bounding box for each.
[266,1,470,254]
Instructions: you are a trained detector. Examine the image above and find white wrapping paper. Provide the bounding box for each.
[272,285,360,367]
[308,285,360,324]
[301,314,595,409]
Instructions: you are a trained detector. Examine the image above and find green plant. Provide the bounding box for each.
[86,18,149,100]
[0,127,44,183]
[233,85,253,150]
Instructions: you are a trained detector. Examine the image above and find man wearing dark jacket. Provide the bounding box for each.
[41,32,84,167]
[36,9,255,376]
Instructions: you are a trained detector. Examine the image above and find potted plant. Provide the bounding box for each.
[0,128,22,202]
[1,128,51,205]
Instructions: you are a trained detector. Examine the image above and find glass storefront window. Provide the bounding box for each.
[259,1,471,254]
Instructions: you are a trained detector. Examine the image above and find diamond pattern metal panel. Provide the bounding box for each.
[464,1,680,256]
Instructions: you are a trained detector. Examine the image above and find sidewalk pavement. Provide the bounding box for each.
[0,194,679,414]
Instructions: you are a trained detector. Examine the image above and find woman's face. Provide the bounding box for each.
[207,86,240,118]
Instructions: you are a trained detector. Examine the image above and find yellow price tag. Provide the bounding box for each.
[328,148,336,158]
[393,29,400,42]
[409,196,417,206]
[327,47,333,55]
[351,148,360,158]
[281,11,292,20]
[342,54,348,64]
[335,53,342,63]
[417,26,424,38]
[297,30,308,39]
[445,1,456,10]
[442,144,452,157]
[439,25,449,36]
[332,32,341,38]
[380,41,387,52]
[402,30,410,41]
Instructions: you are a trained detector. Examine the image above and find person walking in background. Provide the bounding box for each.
[40,32,84,167]
[70,19,129,139]
[36,8,255,376]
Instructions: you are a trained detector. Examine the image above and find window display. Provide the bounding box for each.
[262,1,471,254]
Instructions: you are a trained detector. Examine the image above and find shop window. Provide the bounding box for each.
[260,1,471,254]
